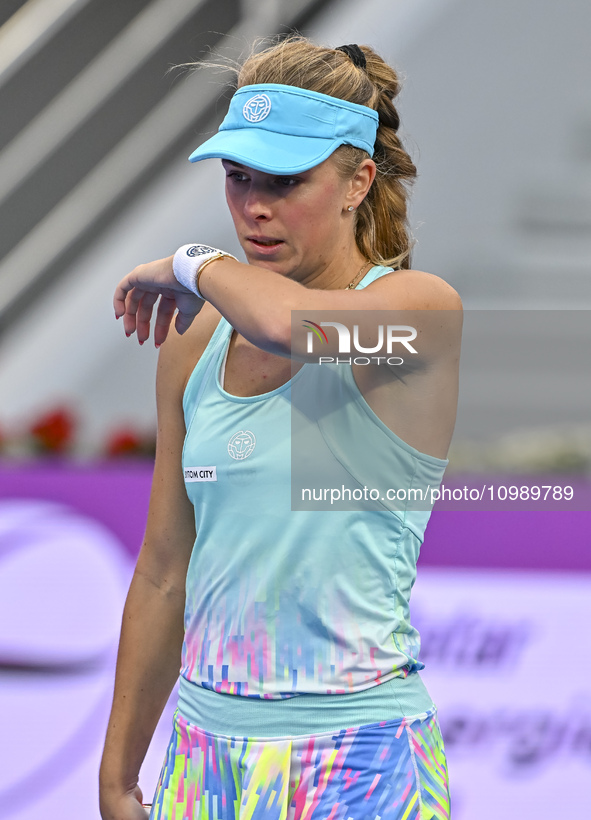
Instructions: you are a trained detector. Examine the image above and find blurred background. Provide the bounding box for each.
[0,0,589,818]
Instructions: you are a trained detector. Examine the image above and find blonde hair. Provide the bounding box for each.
[235,37,417,269]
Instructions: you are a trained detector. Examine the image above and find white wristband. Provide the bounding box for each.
[172,244,237,299]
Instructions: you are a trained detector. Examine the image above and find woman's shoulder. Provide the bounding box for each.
[156,302,224,397]
[367,267,463,311]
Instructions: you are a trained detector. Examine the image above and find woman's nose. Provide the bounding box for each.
[243,185,272,220]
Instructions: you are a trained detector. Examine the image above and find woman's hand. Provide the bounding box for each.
[114,255,205,346]
[99,784,149,819]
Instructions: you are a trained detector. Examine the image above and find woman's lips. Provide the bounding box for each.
[248,237,285,254]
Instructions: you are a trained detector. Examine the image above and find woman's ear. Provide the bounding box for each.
[346,158,377,209]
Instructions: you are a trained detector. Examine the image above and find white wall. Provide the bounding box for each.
[317,0,591,305]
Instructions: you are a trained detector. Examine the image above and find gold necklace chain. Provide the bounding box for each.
[345,260,371,290]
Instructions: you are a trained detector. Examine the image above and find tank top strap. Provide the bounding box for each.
[356,264,395,289]
[182,317,232,424]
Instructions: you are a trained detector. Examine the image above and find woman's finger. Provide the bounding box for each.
[153,296,178,346]
[136,291,160,343]
[121,292,137,337]
[122,286,148,336]
[175,308,199,336]
[113,277,134,319]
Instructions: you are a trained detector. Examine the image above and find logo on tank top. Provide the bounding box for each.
[228,430,256,460]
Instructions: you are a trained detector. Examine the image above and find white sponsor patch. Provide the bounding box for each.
[184,466,217,482]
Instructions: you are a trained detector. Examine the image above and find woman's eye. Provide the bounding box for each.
[228,172,248,182]
[276,176,299,187]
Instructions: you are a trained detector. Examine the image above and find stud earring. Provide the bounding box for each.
[347,205,355,212]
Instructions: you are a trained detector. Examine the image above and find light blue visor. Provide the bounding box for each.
[188,83,379,174]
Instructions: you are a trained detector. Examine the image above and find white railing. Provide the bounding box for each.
[0,0,207,207]
[0,0,92,88]
[0,0,325,321]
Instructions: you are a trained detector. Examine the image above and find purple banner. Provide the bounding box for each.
[0,462,589,820]
[0,463,589,570]
[0,461,153,559]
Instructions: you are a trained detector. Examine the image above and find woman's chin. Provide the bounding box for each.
[245,256,293,276]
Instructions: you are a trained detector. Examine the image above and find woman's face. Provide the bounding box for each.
[222,155,363,282]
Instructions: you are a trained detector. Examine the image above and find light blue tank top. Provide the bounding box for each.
[178,266,448,736]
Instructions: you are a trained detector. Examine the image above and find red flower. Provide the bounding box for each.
[106,429,145,457]
[30,408,76,453]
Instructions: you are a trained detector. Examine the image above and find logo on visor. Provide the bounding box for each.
[243,94,272,123]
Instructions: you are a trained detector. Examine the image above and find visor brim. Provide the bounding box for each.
[188,129,343,174]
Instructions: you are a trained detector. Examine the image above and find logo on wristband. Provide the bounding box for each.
[186,244,218,257]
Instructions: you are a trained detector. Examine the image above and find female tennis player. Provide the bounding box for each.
[99,37,462,820]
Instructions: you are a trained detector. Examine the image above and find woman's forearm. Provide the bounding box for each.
[196,257,364,356]
[99,564,185,797]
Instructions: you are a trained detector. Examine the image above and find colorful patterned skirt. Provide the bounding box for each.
[148,706,450,819]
